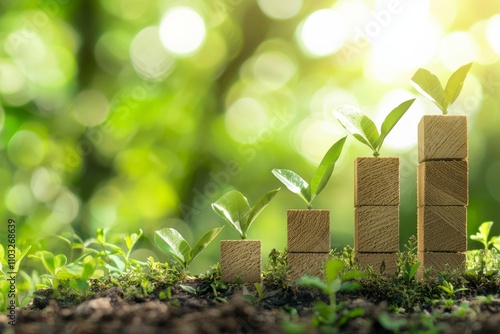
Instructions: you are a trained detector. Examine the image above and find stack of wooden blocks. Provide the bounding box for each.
[417,115,468,276]
[354,157,400,274]
[287,210,330,280]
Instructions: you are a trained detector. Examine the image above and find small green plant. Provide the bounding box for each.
[212,189,279,239]
[438,279,467,299]
[0,245,32,311]
[272,137,346,209]
[470,221,500,250]
[333,99,415,157]
[297,258,365,330]
[154,226,223,270]
[411,62,472,114]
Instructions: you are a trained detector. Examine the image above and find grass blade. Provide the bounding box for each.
[310,136,347,197]
[271,169,311,205]
[212,190,250,238]
[333,105,379,154]
[411,68,446,113]
[245,188,280,234]
[377,99,415,151]
[191,226,224,261]
[444,62,472,106]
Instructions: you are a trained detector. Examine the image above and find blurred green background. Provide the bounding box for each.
[1,0,500,274]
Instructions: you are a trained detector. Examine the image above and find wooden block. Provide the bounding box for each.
[356,252,398,275]
[287,210,330,253]
[418,115,468,163]
[417,252,466,278]
[418,161,468,206]
[355,157,399,206]
[220,240,261,283]
[355,206,399,252]
[288,252,329,281]
[418,206,467,252]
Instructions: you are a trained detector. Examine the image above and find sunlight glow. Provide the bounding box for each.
[159,7,206,56]
[486,14,500,55]
[258,0,302,20]
[298,9,346,57]
[439,32,478,71]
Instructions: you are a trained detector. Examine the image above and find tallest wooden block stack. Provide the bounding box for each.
[417,115,469,275]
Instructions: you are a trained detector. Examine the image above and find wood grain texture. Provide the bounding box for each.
[355,252,398,275]
[417,252,466,278]
[355,206,399,252]
[287,210,330,253]
[220,240,261,283]
[418,206,467,252]
[355,157,399,206]
[288,252,329,281]
[418,115,468,163]
[418,161,468,206]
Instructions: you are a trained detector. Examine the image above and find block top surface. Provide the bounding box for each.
[418,115,468,162]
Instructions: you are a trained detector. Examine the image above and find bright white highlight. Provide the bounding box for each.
[159,7,206,55]
[486,14,500,55]
[299,9,346,57]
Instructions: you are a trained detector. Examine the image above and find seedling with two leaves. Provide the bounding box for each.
[212,189,280,239]
[333,99,415,157]
[154,226,224,270]
[272,137,346,209]
[411,62,472,114]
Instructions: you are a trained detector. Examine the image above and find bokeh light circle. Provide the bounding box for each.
[131,26,174,79]
[71,90,110,127]
[439,32,478,71]
[225,97,269,143]
[7,130,45,167]
[257,0,302,20]
[486,14,500,55]
[159,7,206,56]
[298,9,346,57]
[252,51,296,90]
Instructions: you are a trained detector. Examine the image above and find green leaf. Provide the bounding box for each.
[212,190,251,238]
[310,136,347,197]
[411,68,446,114]
[444,62,472,106]
[470,221,493,249]
[125,229,143,252]
[271,169,311,205]
[341,270,366,281]
[378,312,407,331]
[325,259,345,282]
[190,226,224,261]
[245,188,280,235]
[333,105,380,155]
[14,245,32,273]
[296,275,328,294]
[377,99,415,151]
[154,228,192,267]
[408,261,420,280]
[81,255,97,279]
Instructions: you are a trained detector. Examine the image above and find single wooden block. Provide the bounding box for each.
[417,161,468,206]
[356,252,398,275]
[417,252,466,278]
[220,240,261,283]
[355,206,399,252]
[288,252,329,281]
[418,206,467,252]
[418,115,468,163]
[287,209,330,253]
[355,157,399,206]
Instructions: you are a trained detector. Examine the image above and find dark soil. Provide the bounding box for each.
[3,279,500,334]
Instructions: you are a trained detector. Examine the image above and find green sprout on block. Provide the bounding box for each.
[333,99,415,157]
[212,189,280,239]
[272,136,347,209]
[411,62,473,114]
[154,226,224,270]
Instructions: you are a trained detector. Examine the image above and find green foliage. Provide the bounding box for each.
[437,280,467,299]
[397,235,420,283]
[212,189,279,239]
[0,245,32,311]
[470,221,500,250]
[333,99,415,157]
[297,258,365,330]
[411,62,472,114]
[272,137,347,208]
[154,226,223,269]
[263,248,290,289]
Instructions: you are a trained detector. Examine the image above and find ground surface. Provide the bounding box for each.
[2,276,500,334]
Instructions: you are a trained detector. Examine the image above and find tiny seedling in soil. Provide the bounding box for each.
[212,189,280,239]
[411,62,472,114]
[272,136,346,209]
[333,99,415,157]
[297,258,366,330]
[154,226,224,270]
[470,221,500,250]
